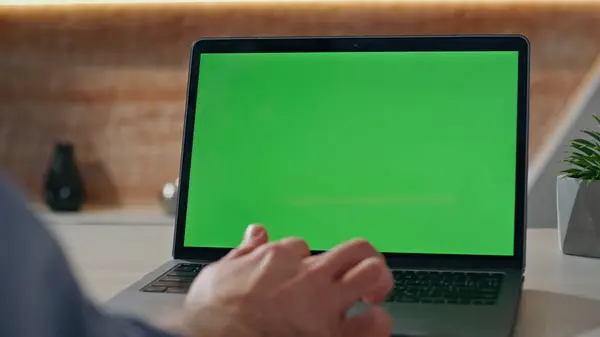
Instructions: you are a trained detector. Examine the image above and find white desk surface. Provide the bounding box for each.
[48,225,600,337]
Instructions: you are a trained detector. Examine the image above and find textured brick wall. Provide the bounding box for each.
[1,3,600,207]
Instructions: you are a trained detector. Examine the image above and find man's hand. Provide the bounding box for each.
[179,224,393,337]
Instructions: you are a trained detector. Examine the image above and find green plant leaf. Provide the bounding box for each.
[559,116,600,182]
[583,130,600,143]
[565,172,585,180]
[581,158,600,169]
[571,142,600,163]
[558,168,585,177]
[566,150,600,164]
[559,168,584,174]
[572,143,597,157]
[564,151,589,160]
[572,138,600,151]
[563,156,599,168]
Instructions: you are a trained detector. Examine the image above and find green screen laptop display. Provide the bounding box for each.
[183,51,518,256]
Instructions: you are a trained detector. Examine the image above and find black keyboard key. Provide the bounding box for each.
[176,264,203,273]
[162,276,195,282]
[398,296,418,303]
[443,292,460,300]
[477,293,498,301]
[140,263,205,293]
[180,266,196,272]
[458,298,472,305]
[153,281,184,288]
[167,271,198,277]
[143,286,166,293]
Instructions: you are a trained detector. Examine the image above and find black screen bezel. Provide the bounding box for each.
[173,35,529,271]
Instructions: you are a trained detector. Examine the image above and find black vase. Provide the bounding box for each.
[44,142,85,212]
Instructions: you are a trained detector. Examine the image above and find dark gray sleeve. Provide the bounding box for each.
[0,174,180,337]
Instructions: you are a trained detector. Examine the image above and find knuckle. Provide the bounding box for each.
[263,242,285,258]
[369,257,392,279]
[279,237,302,246]
[306,257,333,281]
[225,247,240,257]
[307,257,328,274]
[363,256,383,271]
[350,238,376,254]
[281,237,309,250]
[370,255,388,267]
[256,241,276,253]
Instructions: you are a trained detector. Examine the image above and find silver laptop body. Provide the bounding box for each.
[107,35,530,337]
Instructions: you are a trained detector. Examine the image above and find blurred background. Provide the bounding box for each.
[4,0,600,304]
[1,1,600,227]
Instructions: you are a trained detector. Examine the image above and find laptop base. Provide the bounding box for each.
[354,268,522,337]
[104,260,186,321]
[107,263,521,337]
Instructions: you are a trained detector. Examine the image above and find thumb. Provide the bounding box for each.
[342,306,392,337]
[241,224,267,247]
[224,224,268,260]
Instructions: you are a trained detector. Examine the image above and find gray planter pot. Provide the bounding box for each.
[556,176,600,258]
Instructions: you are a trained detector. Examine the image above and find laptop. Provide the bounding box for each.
[106,35,529,337]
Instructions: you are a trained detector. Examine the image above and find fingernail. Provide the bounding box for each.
[243,224,262,243]
[245,224,257,237]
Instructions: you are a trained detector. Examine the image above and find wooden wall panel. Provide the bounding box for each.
[1,2,599,207]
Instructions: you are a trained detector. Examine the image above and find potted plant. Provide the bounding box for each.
[557,115,600,257]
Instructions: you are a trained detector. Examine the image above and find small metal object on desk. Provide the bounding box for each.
[160,178,179,216]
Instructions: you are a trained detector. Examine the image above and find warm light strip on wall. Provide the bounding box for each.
[1,0,599,5]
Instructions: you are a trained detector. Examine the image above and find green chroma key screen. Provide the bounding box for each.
[184,51,518,256]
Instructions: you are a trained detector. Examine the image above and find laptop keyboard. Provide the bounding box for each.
[141,263,204,294]
[142,264,503,306]
[388,270,503,305]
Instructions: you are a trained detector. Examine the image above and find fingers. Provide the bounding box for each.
[256,238,311,264]
[317,239,382,280]
[252,237,310,283]
[339,256,393,306]
[225,224,268,260]
[277,237,311,259]
[308,239,391,309]
[342,306,392,337]
[243,224,268,246]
